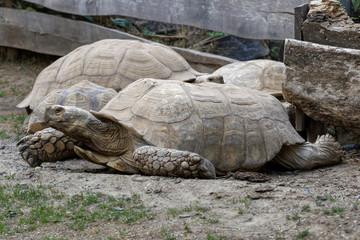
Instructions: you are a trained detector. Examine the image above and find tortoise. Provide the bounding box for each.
[42,79,342,178]
[17,80,117,166]
[212,59,285,98]
[17,39,222,114]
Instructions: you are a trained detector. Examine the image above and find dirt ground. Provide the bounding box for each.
[0,56,359,240]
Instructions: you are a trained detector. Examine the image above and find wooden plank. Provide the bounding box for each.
[0,8,236,72]
[24,0,310,40]
[294,3,309,40]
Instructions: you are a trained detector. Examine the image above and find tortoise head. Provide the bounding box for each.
[45,105,133,155]
[46,105,82,128]
[45,105,94,141]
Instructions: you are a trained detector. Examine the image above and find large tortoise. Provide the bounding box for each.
[18,39,221,114]
[212,60,285,98]
[17,39,222,166]
[18,80,117,166]
[43,79,342,178]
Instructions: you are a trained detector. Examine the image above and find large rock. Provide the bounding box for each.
[302,0,360,49]
[283,39,360,134]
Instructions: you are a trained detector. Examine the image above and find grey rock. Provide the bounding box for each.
[283,39,360,134]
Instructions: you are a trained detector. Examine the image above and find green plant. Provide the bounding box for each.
[232,196,252,208]
[161,227,176,240]
[353,0,360,12]
[0,184,153,236]
[5,173,16,180]
[183,221,192,233]
[286,212,300,220]
[194,204,210,212]
[0,91,6,97]
[331,206,345,213]
[207,218,219,224]
[296,228,309,239]
[166,208,178,218]
[323,209,331,215]
[142,27,156,35]
[302,204,311,212]
[325,194,337,202]
[110,17,133,31]
[166,202,209,218]
[0,130,11,139]
[206,232,228,240]
[206,31,228,37]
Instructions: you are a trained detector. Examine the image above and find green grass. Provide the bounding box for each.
[331,206,345,213]
[302,204,311,212]
[0,183,153,236]
[183,221,192,233]
[0,130,11,139]
[206,232,228,240]
[232,196,252,208]
[0,79,8,84]
[161,227,176,240]
[0,113,27,140]
[166,202,210,218]
[0,91,6,98]
[325,194,337,202]
[296,228,309,239]
[286,212,300,221]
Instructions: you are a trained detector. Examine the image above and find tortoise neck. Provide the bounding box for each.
[84,116,133,155]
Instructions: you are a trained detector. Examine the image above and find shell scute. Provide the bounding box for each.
[27,80,116,133]
[18,39,201,111]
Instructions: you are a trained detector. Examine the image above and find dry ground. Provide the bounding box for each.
[0,56,359,240]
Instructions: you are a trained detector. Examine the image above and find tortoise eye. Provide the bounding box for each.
[54,108,63,115]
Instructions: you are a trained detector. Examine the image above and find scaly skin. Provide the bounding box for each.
[133,146,216,179]
[17,127,81,167]
[273,134,343,170]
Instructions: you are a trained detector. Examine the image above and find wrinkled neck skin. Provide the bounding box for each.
[51,111,133,156]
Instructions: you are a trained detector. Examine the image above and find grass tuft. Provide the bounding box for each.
[0,183,153,236]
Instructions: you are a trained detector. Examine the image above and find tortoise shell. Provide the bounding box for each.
[95,79,304,172]
[27,80,116,134]
[18,39,201,111]
[213,60,285,97]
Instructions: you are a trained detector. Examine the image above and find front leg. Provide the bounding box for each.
[17,128,80,167]
[133,146,216,179]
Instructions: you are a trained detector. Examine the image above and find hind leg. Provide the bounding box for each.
[273,134,343,170]
[17,128,80,167]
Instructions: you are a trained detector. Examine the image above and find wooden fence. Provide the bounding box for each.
[24,0,309,40]
[1,0,311,71]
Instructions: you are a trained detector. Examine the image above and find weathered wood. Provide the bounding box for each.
[283,39,360,134]
[294,3,309,40]
[24,0,309,40]
[0,8,236,72]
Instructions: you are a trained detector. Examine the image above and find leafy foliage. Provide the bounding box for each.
[352,0,360,12]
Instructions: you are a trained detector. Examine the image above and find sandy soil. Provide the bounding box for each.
[0,57,359,240]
